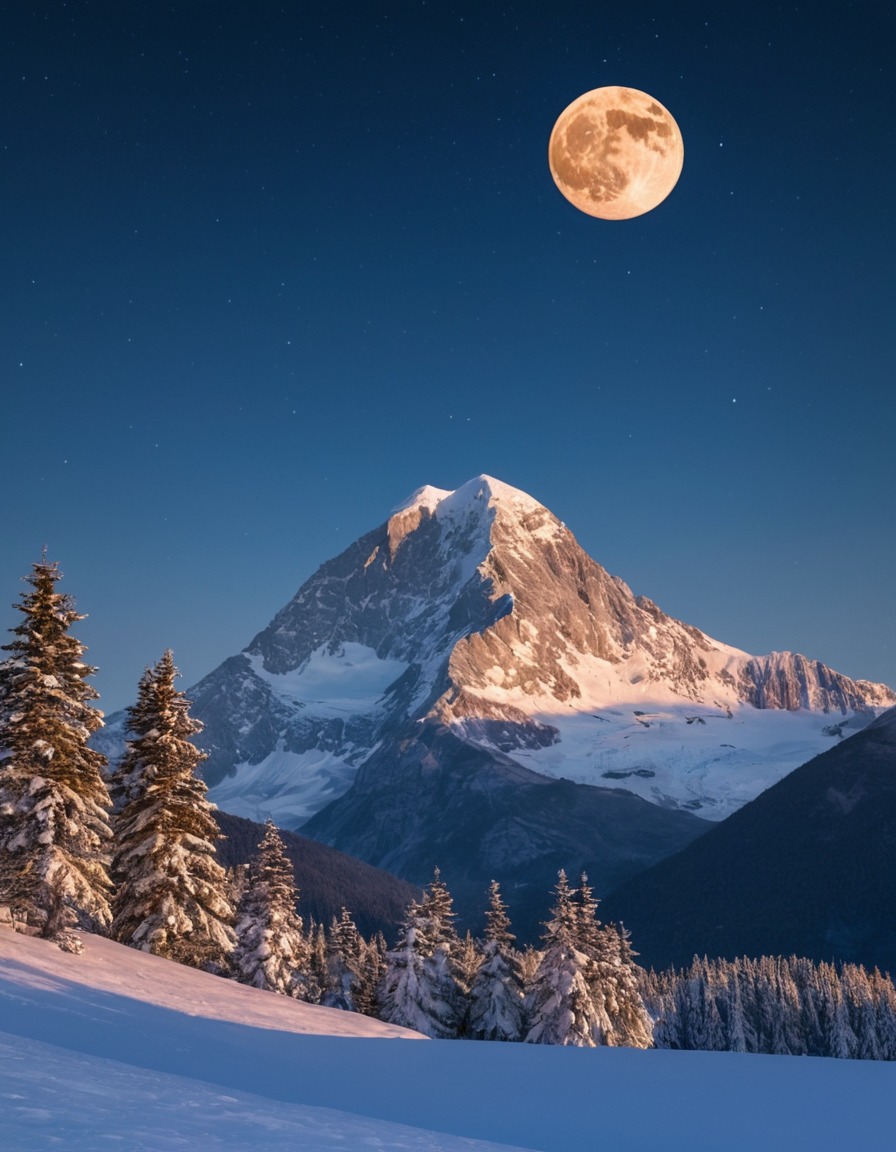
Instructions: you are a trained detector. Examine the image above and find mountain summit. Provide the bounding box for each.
[186,475,892,832]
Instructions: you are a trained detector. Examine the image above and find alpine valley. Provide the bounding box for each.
[98,476,894,936]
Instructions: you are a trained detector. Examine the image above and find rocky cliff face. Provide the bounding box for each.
[181,475,892,832]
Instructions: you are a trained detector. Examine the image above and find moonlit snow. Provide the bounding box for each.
[1,926,892,1150]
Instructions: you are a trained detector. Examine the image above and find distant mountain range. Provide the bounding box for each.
[602,706,896,975]
[96,475,893,939]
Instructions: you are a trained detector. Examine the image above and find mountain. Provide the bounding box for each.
[602,706,896,974]
[186,475,891,821]
[97,475,892,933]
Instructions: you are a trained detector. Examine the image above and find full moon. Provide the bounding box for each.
[548,86,683,220]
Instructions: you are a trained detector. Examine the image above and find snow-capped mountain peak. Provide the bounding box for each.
[393,474,548,520]
[386,475,560,564]
[173,476,893,830]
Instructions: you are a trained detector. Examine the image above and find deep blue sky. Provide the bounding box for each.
[2,2,893,713]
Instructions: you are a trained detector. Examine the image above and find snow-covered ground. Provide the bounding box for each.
[2,926,893,1151]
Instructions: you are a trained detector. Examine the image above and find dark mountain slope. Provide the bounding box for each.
[301,717,710,943]
[213,810,420,942]
[602,707,896,973]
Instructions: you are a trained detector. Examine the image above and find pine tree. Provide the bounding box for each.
[816,960,857,1059]
[641,966,679,1049]
[517,944,543,988]
[454,930,483,997]
[377,899,433,1034]
[232,821,308,996]
[420,866,459,951]
[572,873,613,1044]
[467,880,526,1042]
[354,931,386,1017]
[0,559,112,941]
[110,651,234,970]
[305,920,329,1003]
[601,922,654,1048]
[378,872,464,1038]
[324,906,365,1009]
[679,957,723,1052]
[840,963,881,1061]
[524,871,602,1046]
[419,867,464,1036]
[573,874,652,1048]
[107,662,159,813]
[869,968,896,1061]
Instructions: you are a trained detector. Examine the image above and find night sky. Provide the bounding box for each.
[3,2,893,714]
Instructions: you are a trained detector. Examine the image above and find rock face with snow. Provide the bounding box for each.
[187,475,893,838]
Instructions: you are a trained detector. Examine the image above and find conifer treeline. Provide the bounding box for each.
[376,866,653,1045]
[643,955,896,1060]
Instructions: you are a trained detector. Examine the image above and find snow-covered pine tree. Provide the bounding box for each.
[109,650,234,970]
[572,874,652,1048]
[723,959,749,1053]
[354,931,387,1017]
[640,965,678,1048]
[841,963,882,1062]
[324,906,364,1009]
[418,867,464,1036]
[232,820,308,996]
[572,873,613,1044]
[107,658,171,815]
[467,880,526,1042]
[680,957,725,1052]
[524,871,603,1046]
[378,871,464,1038]
[518,944,543,988]
[420,866,459,950]
[454,930,483,997]
[772,956,806,1056]
[600,922,654,1048]
[868,967,896,1061]
[815,960,857,1060]
[305,920,328,1003]
[377,899,432,1033]
[0,559,112,941]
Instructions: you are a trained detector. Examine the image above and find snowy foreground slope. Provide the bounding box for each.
[2,927,894,1152]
